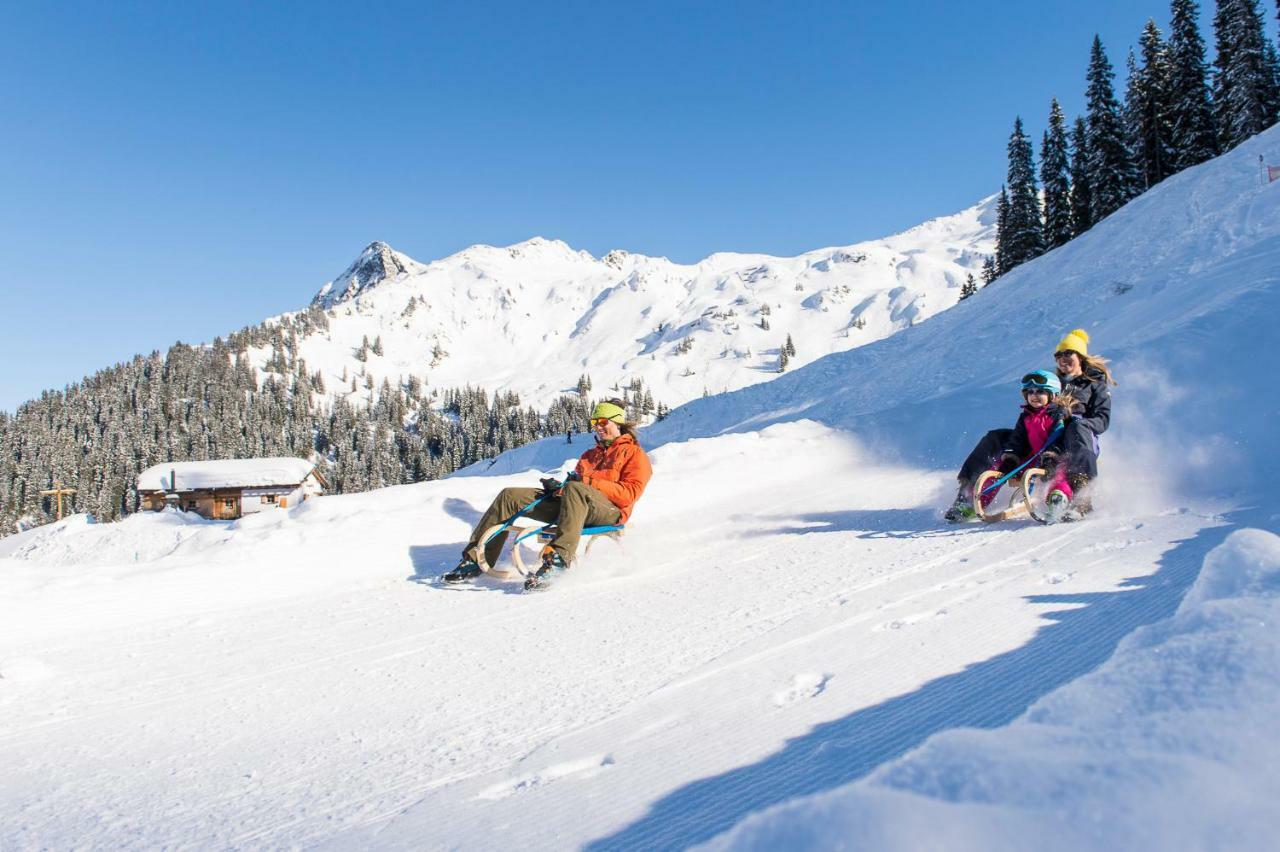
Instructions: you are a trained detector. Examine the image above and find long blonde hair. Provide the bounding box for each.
[1079,352,1117,386]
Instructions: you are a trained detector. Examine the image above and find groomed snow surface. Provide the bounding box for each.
[3,125,1279,850]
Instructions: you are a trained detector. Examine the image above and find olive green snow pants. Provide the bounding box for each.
[464,482,622,569]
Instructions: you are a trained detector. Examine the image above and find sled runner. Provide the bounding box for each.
[974,467,1054,523]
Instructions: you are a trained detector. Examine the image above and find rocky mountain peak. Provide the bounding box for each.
[312,242,413,308]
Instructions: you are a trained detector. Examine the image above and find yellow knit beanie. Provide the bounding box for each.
[1055,328,1090,357]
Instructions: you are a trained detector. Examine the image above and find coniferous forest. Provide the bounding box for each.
[0,306,662,536]
[987,0,1279,283]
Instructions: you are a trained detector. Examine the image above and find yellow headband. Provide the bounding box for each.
[590,402,626,423]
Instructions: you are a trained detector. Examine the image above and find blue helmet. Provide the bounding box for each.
[1020,369,1062,395]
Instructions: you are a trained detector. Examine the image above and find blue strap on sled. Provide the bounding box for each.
[979,423,1064,497]
[513,523,625,546]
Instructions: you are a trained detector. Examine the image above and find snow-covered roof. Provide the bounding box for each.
[137,458,317,492]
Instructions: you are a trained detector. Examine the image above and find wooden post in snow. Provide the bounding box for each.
[39,483,77,521]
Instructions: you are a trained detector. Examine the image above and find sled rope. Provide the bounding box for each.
[979,423,1064,496]
[481,496,545,546]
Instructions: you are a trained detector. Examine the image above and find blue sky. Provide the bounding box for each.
[0,0,1251,411]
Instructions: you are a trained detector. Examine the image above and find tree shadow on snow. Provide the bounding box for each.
[584,513,1242,852]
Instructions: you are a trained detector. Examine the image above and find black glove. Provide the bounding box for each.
[997,452,1020,474]
[539,477,563,498]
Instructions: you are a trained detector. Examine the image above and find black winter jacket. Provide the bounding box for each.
[1061,369,1111,435]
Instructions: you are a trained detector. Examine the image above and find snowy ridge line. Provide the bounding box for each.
[257,196,995,414]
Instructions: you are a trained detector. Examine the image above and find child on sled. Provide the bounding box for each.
[946,370,1074,522]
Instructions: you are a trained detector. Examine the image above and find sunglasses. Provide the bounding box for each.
[1022,387,1051,396]
[1053,350,1078,360]
[589,418,616,427]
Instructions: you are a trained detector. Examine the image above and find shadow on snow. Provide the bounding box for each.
[585,513,1239,852]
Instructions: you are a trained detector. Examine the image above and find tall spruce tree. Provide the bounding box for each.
[1213,0,1280,150]
[1041,99,1074,249]
[1002,117,1044,271]
[1069,115,1095,235]
[1086,36,1141,222]
[1167,0,1220,169]
[1127,22,1176,188]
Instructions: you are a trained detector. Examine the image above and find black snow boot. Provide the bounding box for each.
[523,547,568,592]
[442,558,482,583]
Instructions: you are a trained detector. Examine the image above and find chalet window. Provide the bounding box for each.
[223,499,236,511]
[186,501,196,511]
[263,494,277,504]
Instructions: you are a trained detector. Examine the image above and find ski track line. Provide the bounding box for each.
[0,515,774,744]
[8,520,1172,848]
[225,713,608,847]
[0,595,579,743]
[501,525,1075,768]
[0,513,1123,747]
[653,527,1080,697]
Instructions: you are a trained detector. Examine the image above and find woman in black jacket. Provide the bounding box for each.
[1049,329,1114,510]
[945,328,1116,522]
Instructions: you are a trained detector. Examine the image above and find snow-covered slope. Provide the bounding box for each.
[264,199,994,410]
[2,127,1278,849]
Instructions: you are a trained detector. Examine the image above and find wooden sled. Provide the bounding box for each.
[974,467,1052,523]
[476,522,626,578]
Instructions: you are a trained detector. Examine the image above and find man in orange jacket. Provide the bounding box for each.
[443,399,653,590]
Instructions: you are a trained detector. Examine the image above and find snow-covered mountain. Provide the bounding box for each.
[265,198,995,410]
[3,126,1278,850]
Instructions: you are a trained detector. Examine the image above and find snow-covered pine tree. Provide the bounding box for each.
[784,334,796,357]
[995,186,1011,274]
[1069,115,1095,235]
[1167,0,1220,170]
[777,349,789,372]
[1003,117,1044,271]
[371,335,384,356]
[1041,99,1074,250]
[1127,22,1176,189]
[1213,0,1280,150]
[981,256,998,284]
[959,274,979,300]
[1086,36,1141,222]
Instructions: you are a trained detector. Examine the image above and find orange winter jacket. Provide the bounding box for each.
[574,433,652,523]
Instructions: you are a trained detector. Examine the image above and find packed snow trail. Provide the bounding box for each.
[0,424,1224,848]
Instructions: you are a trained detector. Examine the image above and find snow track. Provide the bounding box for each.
[0,422,1223,848]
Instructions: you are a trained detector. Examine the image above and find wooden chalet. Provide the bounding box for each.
[137,458,326,520]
